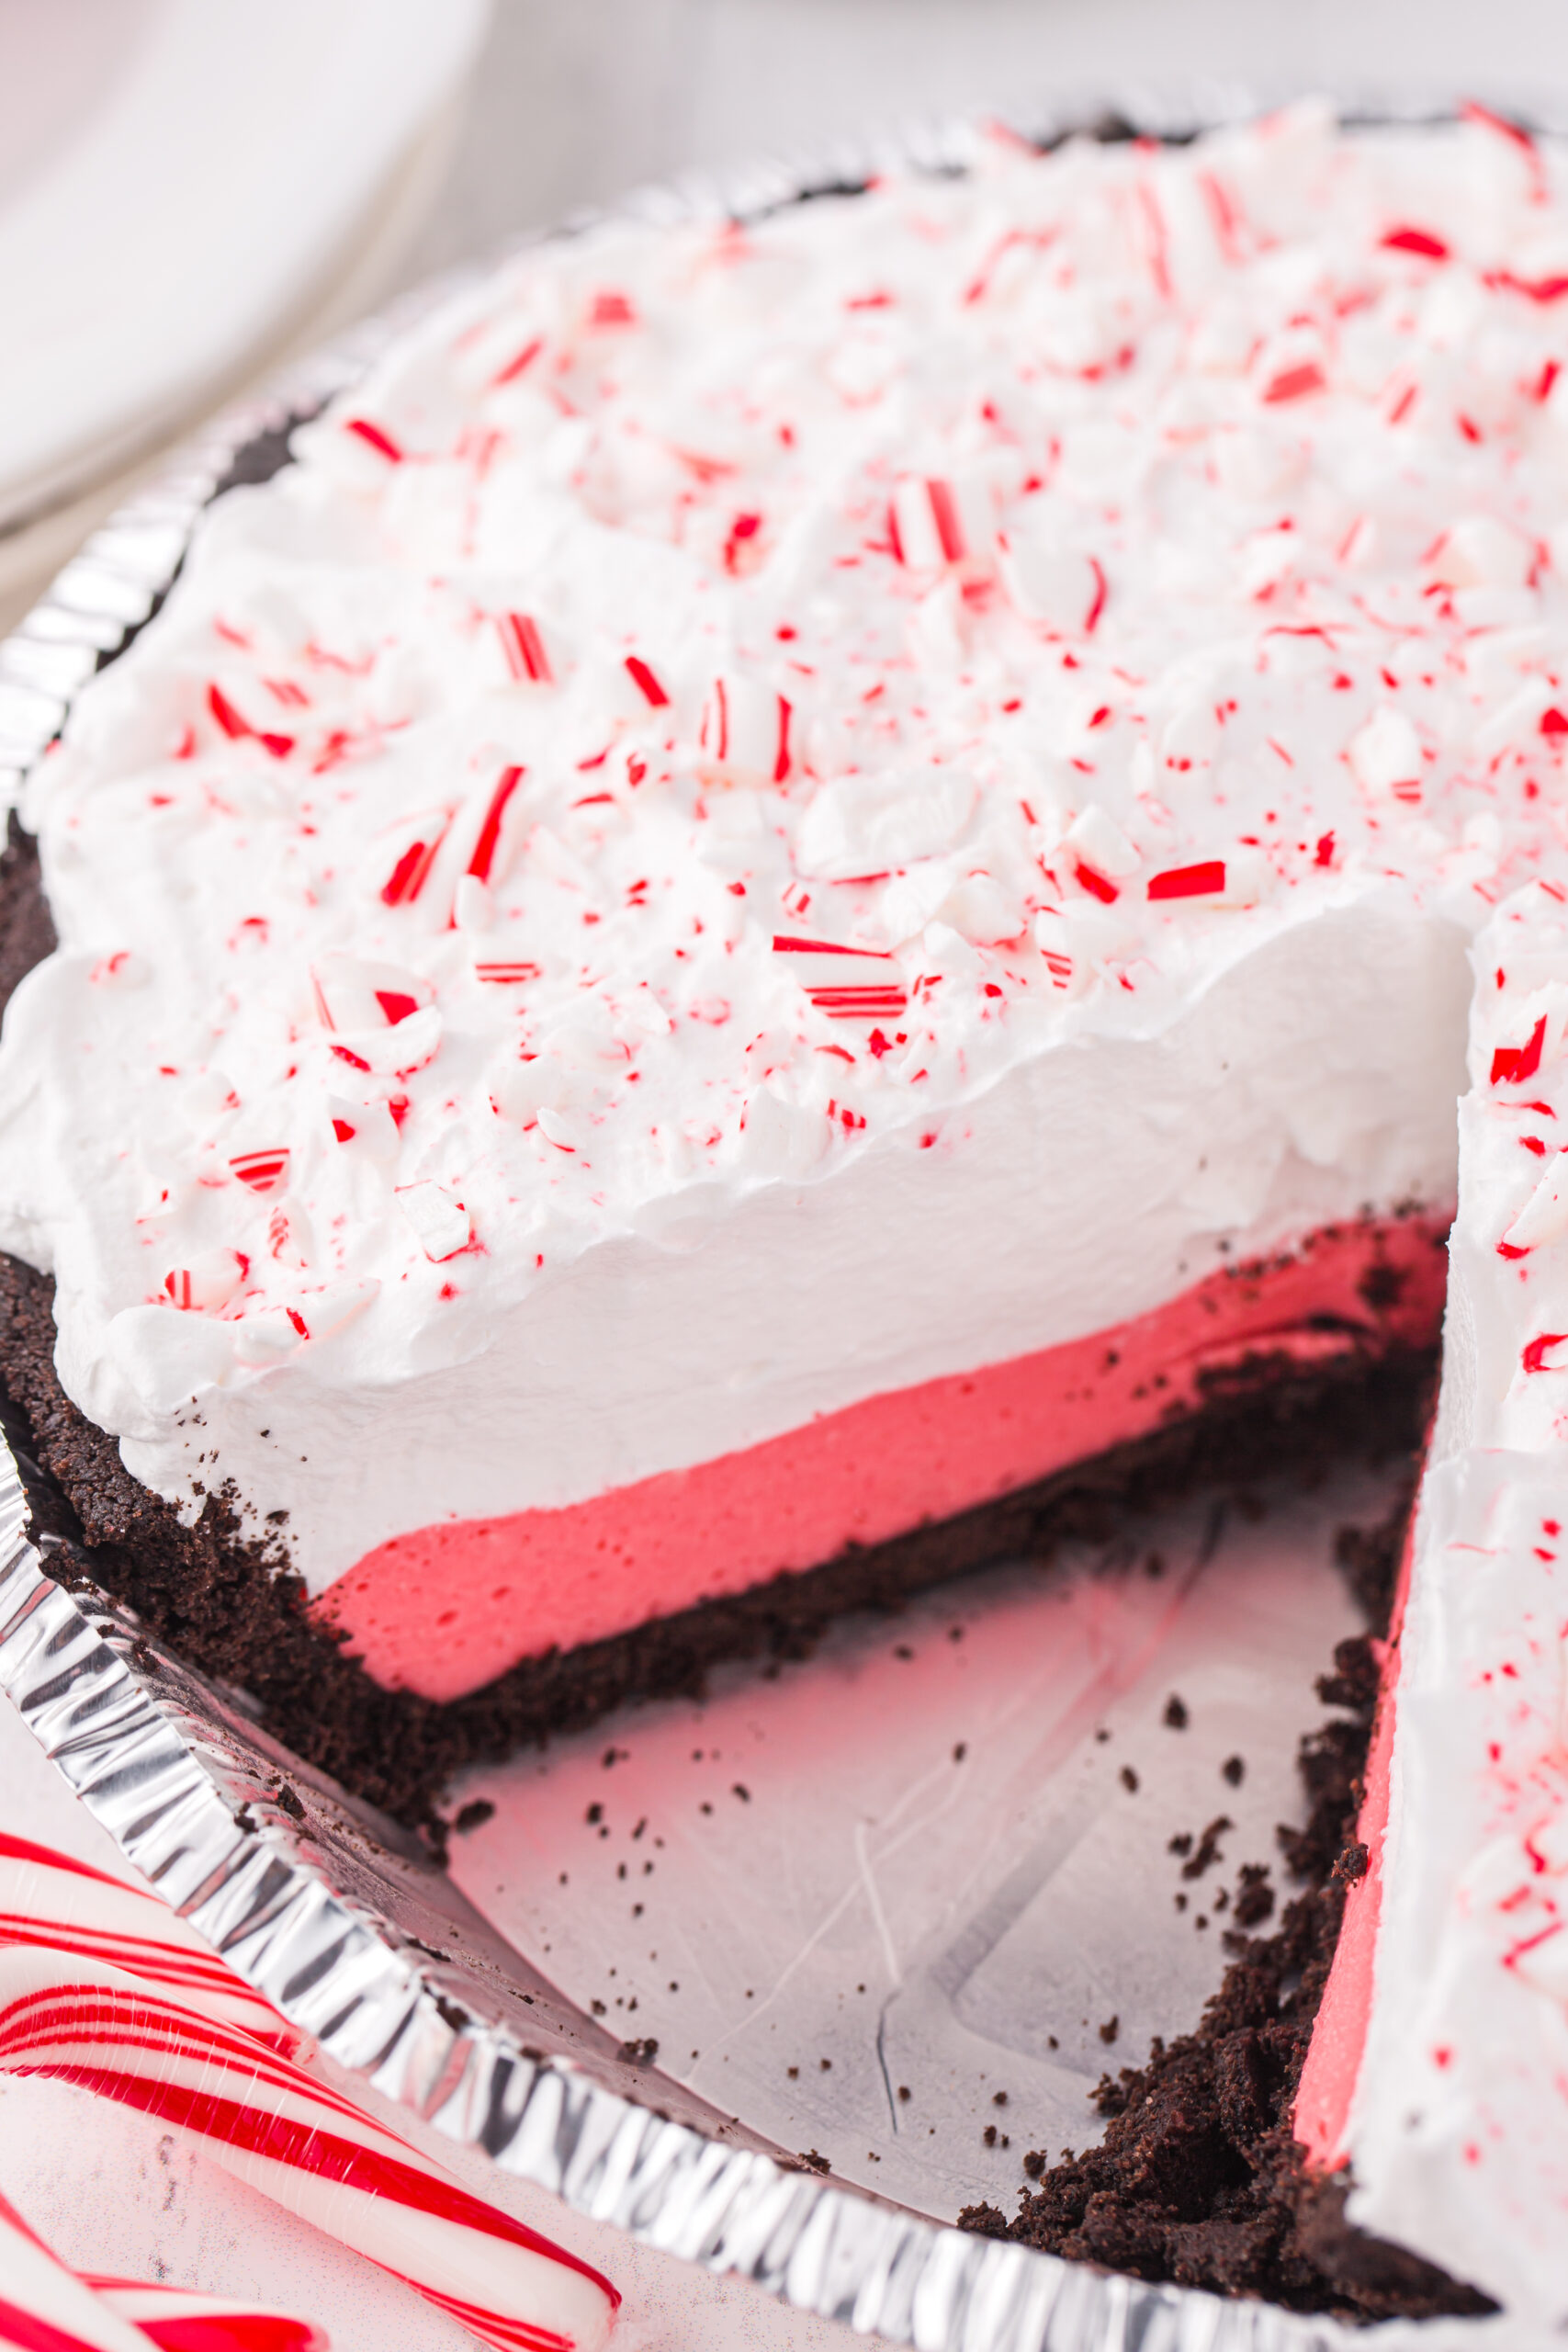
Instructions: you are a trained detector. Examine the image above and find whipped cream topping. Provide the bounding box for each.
[1343,878,1568,2318]
[0,102,1564,1599]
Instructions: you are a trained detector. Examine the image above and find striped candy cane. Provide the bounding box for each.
[0,1835,297,2052]
[0,1945,617,2352]
[85,2278,327,2351]
[0,2188,152,2352]
[0,2188,323,2351]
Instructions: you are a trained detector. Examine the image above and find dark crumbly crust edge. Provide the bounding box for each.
[957,1489,1496,2323]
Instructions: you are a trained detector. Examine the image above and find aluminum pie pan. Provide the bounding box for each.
[0,92,1540,2350]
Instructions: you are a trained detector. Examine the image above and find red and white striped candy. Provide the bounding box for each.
[229,1150,289,1198]
[408,769,530,920]
[162,1251,245,1315]
[311,956,432,1036]
[0,1944,616,2352]
[378,810,454,910]
[0,2186,323,2352]
[0,1833,296,2053]
[698,676,793,783]
[0,2189,152,2352]
[890,474,993,580]
[772,934,908,1021]
[496,614,555,687]
[85,2276,327,2352]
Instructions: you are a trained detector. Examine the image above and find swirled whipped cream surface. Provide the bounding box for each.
[3,99,1567,1634]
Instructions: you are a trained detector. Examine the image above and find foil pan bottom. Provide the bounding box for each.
[443,1468,1376,2226]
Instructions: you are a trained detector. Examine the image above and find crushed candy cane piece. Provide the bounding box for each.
[396,1181,471,1261]
[163,1251,244,1314]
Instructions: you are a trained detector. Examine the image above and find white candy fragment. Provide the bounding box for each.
[940,872,1025,944]
[1218,845,1271,908]
[1435,515,1536,590]
[880,859,959,944]
[1347,706,1424,803]
[327,1097,401,1160]
[1506,1153,1568,1251]
[907,577,969,670]
[233,1307,306,1365]
[1472,676,1558,760]
[536,1104,582,1152]
[396,1180,471,1261]
[454,875,494,933]
[997,530,1105,633]
[739,1083,829,1180]
[1032,904,1141,996]
[491,1056,570,1125]
[795,767,976,880]
[1065,806,1140,878]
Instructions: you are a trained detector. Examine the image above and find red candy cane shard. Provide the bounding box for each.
[0,1947,617,2352]
[1148,860,1227,901]
[474,961,542,983]
[498,615,553,685]
[1382,225,1450,258]
[623,655,669,708]
[380,822,449,908]
[468,767,525,883]
[1075,861,1119,904]
[1492,1016,1549,1086]
[208,686,249,741]
[344,418,403,462]
[1262,360,1326,404]
[773,935,908,1019]
[491,336,544,388]
[230,1150,289,1195]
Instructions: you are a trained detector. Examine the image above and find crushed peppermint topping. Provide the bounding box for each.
[12,105,1568,1366]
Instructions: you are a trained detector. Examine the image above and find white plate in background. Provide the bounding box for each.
[0,0,489,536]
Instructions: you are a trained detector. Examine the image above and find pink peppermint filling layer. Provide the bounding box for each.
[1293,1504,1419,2172]
[318,1216,1449,1703]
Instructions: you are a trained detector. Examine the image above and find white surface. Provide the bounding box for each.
[0,0,489,529]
